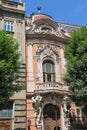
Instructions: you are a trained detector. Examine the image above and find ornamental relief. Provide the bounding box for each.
[36,44,59,58]
[26,18,36,32]
[42,93,62,107]
[26,18,70,38]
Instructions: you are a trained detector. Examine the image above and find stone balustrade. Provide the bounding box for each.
[36,82,69,92]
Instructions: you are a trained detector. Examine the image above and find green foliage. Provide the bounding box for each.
[82,104,87,115]
[63,26,87,104]
[0,30,23,107]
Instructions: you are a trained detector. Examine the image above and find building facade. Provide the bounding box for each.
[0,0,87,130]
[0,0,26,130]
[25,13,87,130]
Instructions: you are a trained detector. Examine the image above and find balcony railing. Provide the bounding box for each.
[36,82,69,92]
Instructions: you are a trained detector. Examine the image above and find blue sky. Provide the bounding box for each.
[14,0,87,26]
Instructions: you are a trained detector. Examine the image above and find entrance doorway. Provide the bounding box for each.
[43,104,61,130]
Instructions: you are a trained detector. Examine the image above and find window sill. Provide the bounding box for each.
[4,30,14,34]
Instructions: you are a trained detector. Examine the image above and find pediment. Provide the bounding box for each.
[26,17,70,39]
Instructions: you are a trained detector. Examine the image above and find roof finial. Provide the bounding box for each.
[37,5,41,13]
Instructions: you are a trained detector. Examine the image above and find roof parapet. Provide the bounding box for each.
[0,0,25,14]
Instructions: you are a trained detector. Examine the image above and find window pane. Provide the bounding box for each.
[46,63,51,73]
[43,64,45,72]
[43,60,55,82]
[11,23,13,31]
[52,64,55,73]
[4,20,14,32]
[8,24,10,31]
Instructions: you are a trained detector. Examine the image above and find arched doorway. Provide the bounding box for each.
[43,104,61,130]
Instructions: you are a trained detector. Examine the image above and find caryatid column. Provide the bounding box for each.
[32,95,43,126]
[62,96,71,130]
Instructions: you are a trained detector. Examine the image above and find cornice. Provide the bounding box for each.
[0,0,25,14]
[26,33,69,44]
[0,6,25,14]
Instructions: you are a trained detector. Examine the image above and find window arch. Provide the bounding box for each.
[43,60,55,82]
[41,26,51,31]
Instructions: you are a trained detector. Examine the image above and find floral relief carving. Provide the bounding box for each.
[36,44,58,58]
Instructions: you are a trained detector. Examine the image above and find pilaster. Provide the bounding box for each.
[60,47,66,75]
[27,43,35,92]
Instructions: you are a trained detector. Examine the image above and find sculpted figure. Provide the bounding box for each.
[26,18,35,32]
[32,95,42,125]
[62,96,71,128]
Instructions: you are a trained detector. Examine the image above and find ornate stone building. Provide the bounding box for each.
[25,13,87,130]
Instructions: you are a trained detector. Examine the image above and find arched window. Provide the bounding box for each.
[43,60,55,82]
[41,26,51,31]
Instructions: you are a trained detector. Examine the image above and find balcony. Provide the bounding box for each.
[35,82,69,94]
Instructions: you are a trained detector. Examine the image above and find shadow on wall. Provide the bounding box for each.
[15,128,26,130]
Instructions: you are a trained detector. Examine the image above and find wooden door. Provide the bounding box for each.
[43,104,61,130]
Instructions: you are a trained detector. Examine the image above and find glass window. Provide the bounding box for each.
[43,60,55,82]
[0,101,13,118]
[4,20,14,32]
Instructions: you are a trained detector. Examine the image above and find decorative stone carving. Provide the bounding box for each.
[36,44,58,57]
[42,93,62,105]
[32,95,42,125]
[62,96,71,129]
[26,18,35,32]
[33,25,68,38]
[25,17,71,38]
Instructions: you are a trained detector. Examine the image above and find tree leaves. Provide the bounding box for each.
[0,31,23,108]
[64,26,87,104]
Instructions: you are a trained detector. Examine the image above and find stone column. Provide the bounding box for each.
[61,105,67,130]
[37,57,43,83]
[27,43,35,92]
[60,47,66,76]
[28,43,33,80]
